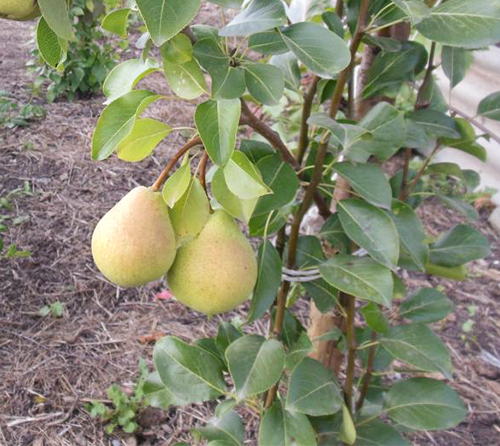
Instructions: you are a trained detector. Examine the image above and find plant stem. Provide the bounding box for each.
[297,76,320,164]
[406,142,441,196]
[450,106,500,145]
[344,295,357,414]
[151,136,202,192]
[199,151,209,193]
[355,331,378,412]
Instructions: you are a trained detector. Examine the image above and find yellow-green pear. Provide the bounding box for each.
[167,210,258,315]
[0,0,40,21]
[92,186,176,287]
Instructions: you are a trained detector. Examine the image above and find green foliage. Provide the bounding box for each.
[36,0,498,443]
[0,91,46,129]
[39,301,64,317]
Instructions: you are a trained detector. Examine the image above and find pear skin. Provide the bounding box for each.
[167,210,258,315]
[92,186,176,287]
[0,0,40,21]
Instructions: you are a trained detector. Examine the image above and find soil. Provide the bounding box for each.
[1,15,500,446]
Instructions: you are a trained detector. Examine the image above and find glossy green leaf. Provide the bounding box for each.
[333,162,392,210]
[102,8,131,37]
[162,160,192,208]
[440,118,486,161]
[243,63,285,106]
[226,335,285,399]
[103,58,159,104]
[212,168,258,222]
[249,209,286,237]
[361,302,390,334]
[385,378,466,430]
[429,224,491,267]
[210,66,246,100]
[478,91,500,121]
[280,22,350,78]
[392,0,430,24]
[259,400,317,446]
[363,35,402,52]
[91,90,160,161]
[286,332,314,371]
[161,33,193,64]
[322,11,344,37]
[286,357,342,416]
[193,38,229,70]
[154,336,227,404]
[417,0,500,48]
[144,371,183,409]
[320,214,350,254]
[270,53,301,90]
[390,200,428,271]
[195,99,240,166]
[208,0,244,7]
[223,151,271,199]
[380,324,452,378]
[36,17,66,69]
[338,199,399,270]
[116,117,171,162]
[406,109,460,139]
[219,0,287,37]
[194,405,245,446]
[247,241,282,323]
[239,139,274,163]
[442,46,466,89]
[136,0,201,46]
[356,420,409,446]
[163,59,207,100]
[216,322,243,355]
[248,31,289,54]
[438,195,479,221]
[319,255,393,308]
[169,178,210,243]
[38,0,74,40]
[399,288,453,323]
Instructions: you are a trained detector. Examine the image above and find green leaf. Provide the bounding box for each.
[212,168,258,222]
[333,162,392,210]
[144,371,182,409]
[347,102,405,160]
[194,405,245,446]
[392,0,430,24]
[216,322,243,355]
[390,200,428,271]
[169,178,210,243]
[478,91,500,121]
[380,324,453,378]
[417,0,500,48]
[195,100,241,166]
[116,118,171,162]
[259,400,317,446]
[91,90,160,161]
[38,0,74,40]
[223,151,271,199]
[338,199,399,270]
[254,155,299,214]
[319,255,393,308]
[440,118,486,162]
[243,64,284,106]
[208,0,244,7]
[438,195,479,221]
[162,160,192,208]
[399,288,453,323]
[103,58,159,104]
[249,209,286,237]
[161,33,193,64]
[362,42,426,98]
[136,0,201,46]
[286,332,314,371]
[36,17,66,69]
[279,22,350,78]
[361,302,390,334]
[286,357,342,416]
[247,241,282,323]
[322,11,344,37]
[240,139,274,163]
[442,46,466,89]
[219,0,287,37]
[248,31,289,54]
[270,53,301,90]
[429,224,491,267]
[356,420,409,446]
[226,335,285,400]
[210,66,246,100]
[363,35,402,52]
[193,39,229,70]
[163,59,207,100]
[385,378,466,430]
[154,336,227,404]
[102,8,131,37]
[406,109,460,139]
[426,162,465,181]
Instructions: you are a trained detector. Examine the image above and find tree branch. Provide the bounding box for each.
[356,331,378,412]
[297,76,320,164]
[199,151,209,193]
[344,295,357,414]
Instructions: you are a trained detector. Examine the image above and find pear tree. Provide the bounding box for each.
[6,0,500,443]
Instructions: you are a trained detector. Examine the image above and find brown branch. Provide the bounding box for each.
[406,142,441,195]
[151,136,202,192]
[344,295,357,414]
[297,76,320,164]
[450,106,500,146]
[199,151,209,193]
[356,331,378,412]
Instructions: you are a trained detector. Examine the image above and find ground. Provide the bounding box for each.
[1,16,500,446]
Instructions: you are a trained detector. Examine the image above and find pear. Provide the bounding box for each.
[0,0,40,21]
[167,210,258,315]
[92,186,176,287]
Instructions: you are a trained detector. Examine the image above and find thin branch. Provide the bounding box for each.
[406,142,441,195]
[297,76,320,164]
[151,136,202,192]
[344,295,357,414]
[199,151,209,193]
[451,106,500,146]
[355,331,378,412]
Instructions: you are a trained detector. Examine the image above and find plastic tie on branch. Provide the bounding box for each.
[281,248,368,282]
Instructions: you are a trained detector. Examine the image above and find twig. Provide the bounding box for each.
[151,136,202,192]
[6,412,64,427]
[450,106,500,146]
[406,142,441,196]
[199,151,209,193]
[297,76,320,164]
[344,295,357,414]
[356,331,378,411]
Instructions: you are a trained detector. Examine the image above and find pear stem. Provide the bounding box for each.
[151,136,202,192]
[199,151,209,193]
